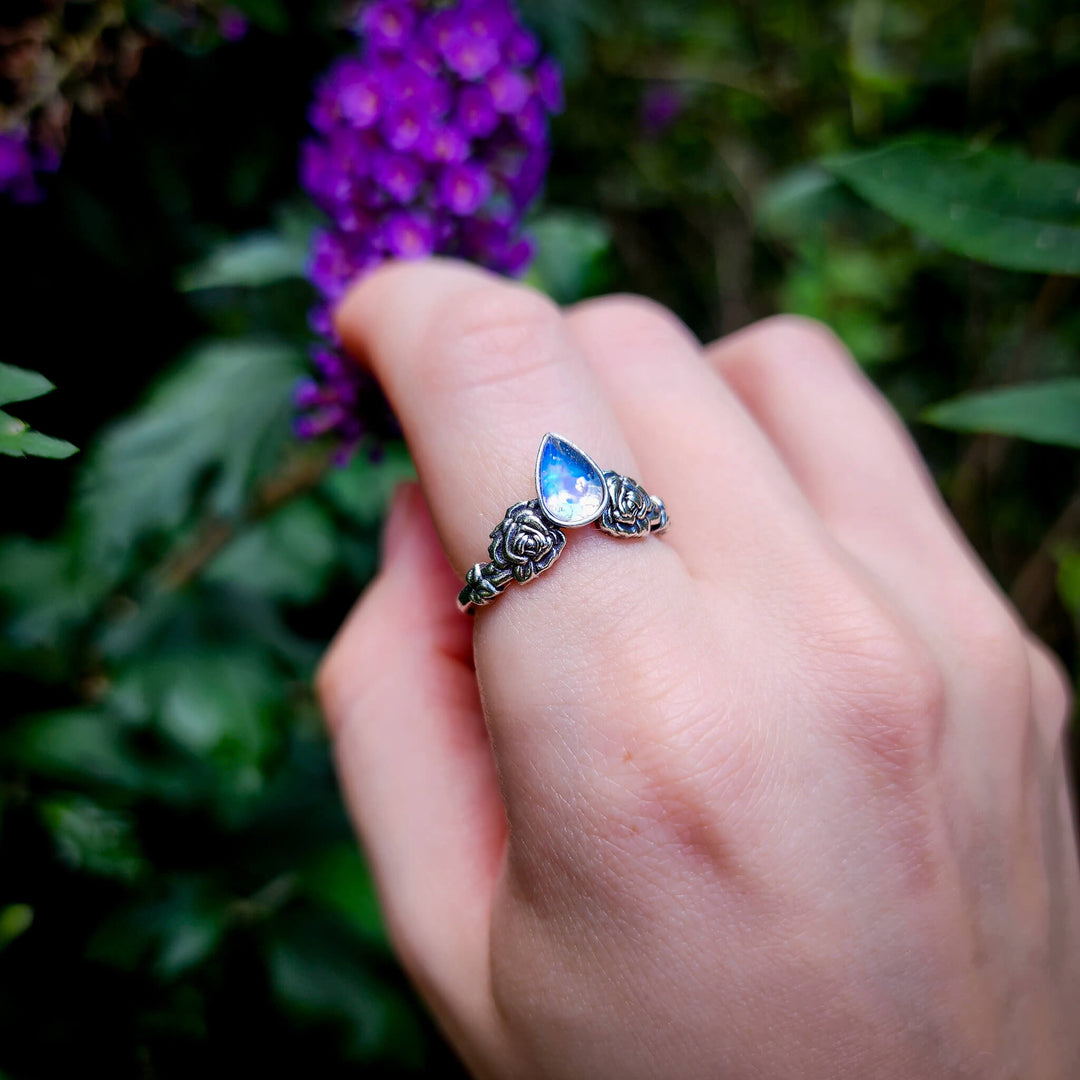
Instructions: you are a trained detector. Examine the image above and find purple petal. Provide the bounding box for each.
[419,123,470,164]
[441,28,500,80]
[458,1,514,45]
[458,217,511,262]
[488,67,531,114]
[455,84,499,137]
[424,9,459,53]
[339,72,383,128]
[535,56,564,113]
[294,378,324,409]
[380,101,428,151]
[359,0,417,50]
[386,61,451,115]
[295,404,348,440]
[308,305,335,339]
[505,27,540,65]
[437,162,494,216]
[514,96,548,146]
[373,150,425,202]
[500,233,536,276]
[381,210,437,258]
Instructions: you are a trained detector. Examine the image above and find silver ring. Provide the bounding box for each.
[457,433,669,614]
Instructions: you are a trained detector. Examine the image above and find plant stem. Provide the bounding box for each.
[1011,487,1080,646]
[151,449,333,593]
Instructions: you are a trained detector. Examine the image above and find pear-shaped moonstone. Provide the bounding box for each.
[536,434,607,526]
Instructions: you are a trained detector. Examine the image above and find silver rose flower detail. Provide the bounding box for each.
[598,471,667,536]
[488,499,566,583]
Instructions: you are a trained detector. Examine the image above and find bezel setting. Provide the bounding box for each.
[533,432,610,528]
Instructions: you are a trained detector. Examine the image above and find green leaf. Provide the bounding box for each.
[5,710,154,791]
[39,795,146,881]
[0,537,108,655]
[87,878,228,979]
[0,368,77,458]
[4,707,207,802]
[527,210,613,304]
[108,648,283,791]
[267,913,424,1063]
[0,414,78,460]
[754,166,844,241]
[299,844,388,948]
[180,232,308,291]
[0,904,34,951]
[320,442,415,526]
[153,898,226,979]
[1056,547,1080,617]
[0,362,54,406]
[921,378,1080,448]
[826,137,1080,273]
[205,499,337,603]
[78,339,304,572]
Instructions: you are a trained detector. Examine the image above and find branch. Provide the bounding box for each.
[151,449,333,593]
[1010,488,1080,643]
[594,50,777,103]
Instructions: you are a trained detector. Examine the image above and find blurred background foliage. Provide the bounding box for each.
[2,0,1080,1075]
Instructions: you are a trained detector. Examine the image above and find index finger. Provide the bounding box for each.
[334,258,638,582]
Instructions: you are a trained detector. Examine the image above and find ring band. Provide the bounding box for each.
[457,433,668,614]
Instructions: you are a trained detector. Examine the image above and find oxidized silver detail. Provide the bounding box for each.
[457,435,669,614]
[596,470,668,538]
[457,499,566,611]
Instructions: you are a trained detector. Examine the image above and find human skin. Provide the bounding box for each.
[317,258,1080,1079]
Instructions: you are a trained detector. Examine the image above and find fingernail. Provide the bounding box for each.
[380,482,420,568]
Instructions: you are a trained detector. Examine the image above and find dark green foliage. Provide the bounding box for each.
[924,379,1080,449]
[2,1,1080,1077]
[827,137,1080,273]
[0,363,77,460]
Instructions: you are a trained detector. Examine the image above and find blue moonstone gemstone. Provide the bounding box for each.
[535,433,607,527]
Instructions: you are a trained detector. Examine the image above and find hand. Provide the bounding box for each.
[317,259,1080,1079]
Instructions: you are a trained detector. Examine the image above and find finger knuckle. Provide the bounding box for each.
[420,283,563,396]
[719,314,857,391]
[845,645,947,780]
[569,294,698,353]
[947,587,1035,716]
[601,752,733,881]
[806,597,948,779]
[755,313,853,365]
[969,613,1032,689]
[1028,638,1073,742]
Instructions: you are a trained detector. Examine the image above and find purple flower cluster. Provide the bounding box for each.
[295,0,563,457]
[0,128,58,203]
